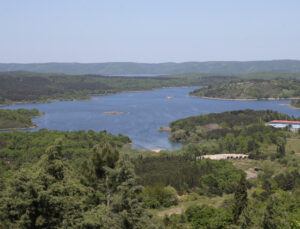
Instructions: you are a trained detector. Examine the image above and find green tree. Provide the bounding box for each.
[233,174,248,224]
[0,138,90,228]
[111,160,158,229]
[276,136,286,158]
[263,194,290,229]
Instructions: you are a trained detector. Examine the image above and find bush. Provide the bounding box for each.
[141,183,178,209]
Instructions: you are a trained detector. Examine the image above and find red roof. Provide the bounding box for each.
[269,120,300,124]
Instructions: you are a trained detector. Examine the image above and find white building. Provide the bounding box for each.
[267,120,300,131]
[196,154,248,160]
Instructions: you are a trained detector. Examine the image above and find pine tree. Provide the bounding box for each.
[233,174,248,224]
[0,138,91,228]
[111,160,157,229]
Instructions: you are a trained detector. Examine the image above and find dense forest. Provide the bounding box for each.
[0,108,42,130]
[0,136,160,228]
[190,79,300,99]
[1,60,300,75]
[0,109,300,228]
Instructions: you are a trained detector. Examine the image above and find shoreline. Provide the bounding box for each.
[0,124,39,131]
[0,86,200,107]
[191,95,300,101]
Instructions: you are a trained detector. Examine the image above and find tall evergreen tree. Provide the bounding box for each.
[233,174,248,224]
[111,160,158,229]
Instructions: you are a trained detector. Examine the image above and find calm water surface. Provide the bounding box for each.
[2,87,300,150]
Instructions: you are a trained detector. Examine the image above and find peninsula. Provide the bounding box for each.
[0,108,42,130]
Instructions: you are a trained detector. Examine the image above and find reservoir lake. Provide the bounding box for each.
[2,87,300,150]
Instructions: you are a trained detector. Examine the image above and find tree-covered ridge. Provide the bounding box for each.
[0,108,42,130]
[190,79,300,99]
[0,72,234,105]
[1,60,300,75]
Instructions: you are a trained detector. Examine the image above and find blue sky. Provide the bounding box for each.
[0,0,299,63]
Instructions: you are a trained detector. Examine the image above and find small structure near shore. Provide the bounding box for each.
[196,154,248,160]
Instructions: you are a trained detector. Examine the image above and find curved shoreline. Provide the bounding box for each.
[191,95,300,101]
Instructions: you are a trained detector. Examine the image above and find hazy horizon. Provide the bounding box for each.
[1,0,300,63]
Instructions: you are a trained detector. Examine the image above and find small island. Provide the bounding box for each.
[104,111,126,115]
[0,108,43,130]
[190,79,300,100]
[158,126,171,132]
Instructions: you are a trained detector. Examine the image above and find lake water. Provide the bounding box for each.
[2,87,300,150]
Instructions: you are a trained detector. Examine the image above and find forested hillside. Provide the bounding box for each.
[169,110,295,159]
[1,60,300,75]
[190,79,300,100]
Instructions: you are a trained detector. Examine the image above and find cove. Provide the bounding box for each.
[2,87,300,150]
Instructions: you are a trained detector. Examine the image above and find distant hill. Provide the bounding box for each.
[1,60,300,75]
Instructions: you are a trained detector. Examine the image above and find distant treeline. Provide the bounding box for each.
[1,60,300,74]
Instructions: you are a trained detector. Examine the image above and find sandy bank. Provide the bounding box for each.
[158,126,171,132]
